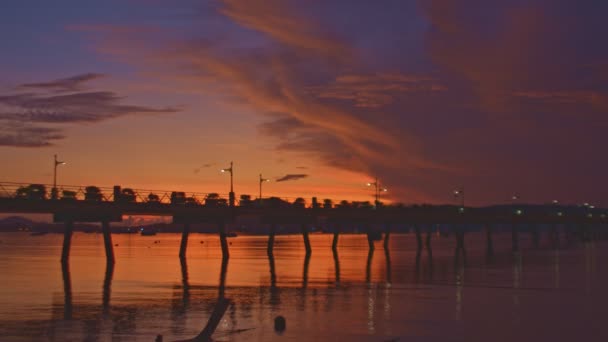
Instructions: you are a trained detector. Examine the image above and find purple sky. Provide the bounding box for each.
[1,0,607,206]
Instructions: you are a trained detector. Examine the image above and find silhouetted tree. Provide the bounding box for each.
[239,194,253,207]
[85,186,102,201]
[337,200,350,208]
[323,199,333,209]
[293,197,306,209]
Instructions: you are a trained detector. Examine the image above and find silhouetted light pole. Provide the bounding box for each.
[512,194,523,215]
[259,174,270,201]
[453,187,464,213]
[366,177,387,209]
[221,161,235,207]
[52,154,66,200]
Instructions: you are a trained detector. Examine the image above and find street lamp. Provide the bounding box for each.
[259,174,270,202]
[52,154,66,200]
[366,177,387,209]
[512,194,523,215]
[221,161,235,207]
[453,188,464,213]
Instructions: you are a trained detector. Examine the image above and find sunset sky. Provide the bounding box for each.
[1,0,606,206]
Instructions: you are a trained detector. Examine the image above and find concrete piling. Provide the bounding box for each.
[102,221,115,265]
[61,221,73,264]
[179,223,190,259]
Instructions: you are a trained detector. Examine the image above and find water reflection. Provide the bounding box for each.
[366,249,374,284]
[102,262,114,317]
[181,257,190,304]
[385,248,391,284]
[333,248,340,284]
[3,233,608,341]
[61,262,72,320]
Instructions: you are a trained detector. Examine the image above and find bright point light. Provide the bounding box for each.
[587,213,593,218]
[515,209,523,215]
[557,212,563,216]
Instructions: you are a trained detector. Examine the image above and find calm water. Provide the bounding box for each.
[0,231,607,341]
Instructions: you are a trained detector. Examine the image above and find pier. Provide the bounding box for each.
[1,181,607,266]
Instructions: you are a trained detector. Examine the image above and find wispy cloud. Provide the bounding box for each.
[276,174,308,182]
[68,0,608,204]
[0,74,179,147]
[193,163,215,174]
[18,73,105,92]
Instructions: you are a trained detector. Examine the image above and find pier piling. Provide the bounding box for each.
[219,222,229,259]
[179,223,190,259]
[267,223,276,256]
[102,221,115,265]
[383,223,391,250]
[366,226,375,251]
[301,224,311,255]
[425,225,433,259]
[61,221,73,264]
[332,224,340,251]
[485,224,494,257]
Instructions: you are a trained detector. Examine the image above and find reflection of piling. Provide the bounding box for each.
[302,224,311,256]
[267,224,276,256]
[179,223,190,259]
[512,224,519,252]
[61,262,72,320]
[366,248,374,283]
[219,222,229,259]
[180,257,190,304]
[485,224,494,258]
[531,225,540,249]
[102,221,115,265]
[425,225,433,260]
[383,223,391,250]
[219,255,228,299]
[268,250,277,287]
[102,262,114,316]
[454,227,467,266]
[302,253,311,288]
[333,248,340,284]
[550,224,559,249]
[414,225,423,252]
[385,248,392,284]
[61,221,73,264]
[192,256,230,342]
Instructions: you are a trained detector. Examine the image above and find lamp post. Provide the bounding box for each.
[52,154,66,200]
[453,188,464,213]
[512,194,523,215]
[259,174,269,201]
[366,177,387,209]
[221,161,235,207]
